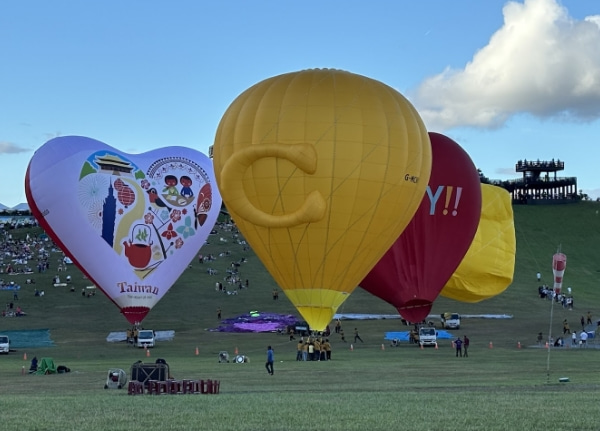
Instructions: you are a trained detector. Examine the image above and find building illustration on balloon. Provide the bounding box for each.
[79,151,214,279]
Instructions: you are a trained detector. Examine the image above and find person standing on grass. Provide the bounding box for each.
[454,337,463,357]
[572,331,577,347]
[265,346,274,375]
[580,331,588,348]
[463,335,470,357]
[296,339,304,361]
[563,319,571,334]
[354,328,363,343]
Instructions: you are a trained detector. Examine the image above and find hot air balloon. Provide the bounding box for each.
[212,68,432,331]
[360,132,482,323]
[25,136,221,324]
[440,184,516,302]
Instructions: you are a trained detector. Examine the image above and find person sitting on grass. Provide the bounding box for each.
[29,357,38,373]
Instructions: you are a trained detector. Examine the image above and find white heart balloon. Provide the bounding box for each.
[26,136,221,324]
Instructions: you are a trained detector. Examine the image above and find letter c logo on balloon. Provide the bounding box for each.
[219,143,327,228]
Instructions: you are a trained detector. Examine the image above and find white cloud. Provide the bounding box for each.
[411,0,600,131]
[0,141,30,154]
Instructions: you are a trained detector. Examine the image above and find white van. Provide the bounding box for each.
[418,326,437,347]
[0,335,10,354]
[136,330,155,348]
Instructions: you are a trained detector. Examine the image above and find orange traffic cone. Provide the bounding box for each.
[350,343,354,351]
[545,341,549,349]
[235,346,239,355]
[517,341,521,349]
[23,352,27,361]
[489,341,493,349]
[195,346,199,356]
[381,344,385,351]
[146,348,150,357]
[434,342,438,350]
[420,343,424,350]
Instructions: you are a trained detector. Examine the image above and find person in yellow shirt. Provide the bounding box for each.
[322,339,331,360]
[296,339,303,361]
[302,341,309,361]
[314,339,321,361]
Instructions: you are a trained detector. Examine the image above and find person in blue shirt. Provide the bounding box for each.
[265,346,274,375]
[454,337,463,357]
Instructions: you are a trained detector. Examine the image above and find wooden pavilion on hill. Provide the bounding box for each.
[491,159,578,205]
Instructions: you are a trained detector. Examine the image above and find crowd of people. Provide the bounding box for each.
[0,230,57,276]
[294,336,333,361]
[537,284,574,309]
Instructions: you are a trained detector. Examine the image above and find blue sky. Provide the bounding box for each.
[1,0,599,208]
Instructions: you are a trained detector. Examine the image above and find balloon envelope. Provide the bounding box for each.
[361,132,482,322]
[25,136,221,324]
[440,184,516,302]
[212,69,431,331]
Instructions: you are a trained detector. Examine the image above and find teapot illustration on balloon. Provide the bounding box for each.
[123,224,154,269]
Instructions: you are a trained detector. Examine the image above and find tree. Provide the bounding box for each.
[477,169,490,184]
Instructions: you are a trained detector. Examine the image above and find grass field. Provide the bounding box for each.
[1,202,600,431]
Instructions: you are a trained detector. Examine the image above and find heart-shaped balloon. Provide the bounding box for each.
[360,132,482,323]
[25,136,221,324]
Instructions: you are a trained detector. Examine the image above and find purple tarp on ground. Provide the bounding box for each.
[211,312,299,333]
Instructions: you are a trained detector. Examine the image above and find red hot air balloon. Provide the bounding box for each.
[360,132,482,323]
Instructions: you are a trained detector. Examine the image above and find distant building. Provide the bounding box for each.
[489,159,578,205]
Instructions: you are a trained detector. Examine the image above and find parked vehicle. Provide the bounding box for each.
[418,326,437,347]
[136,330,155,348]
[0,335,9,354]
[441,313,461,329]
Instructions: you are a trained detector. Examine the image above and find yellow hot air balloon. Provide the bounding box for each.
[213,69,431,330]
[440,184,516,302]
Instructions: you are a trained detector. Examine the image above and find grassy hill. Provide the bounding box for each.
[1,201,600,431]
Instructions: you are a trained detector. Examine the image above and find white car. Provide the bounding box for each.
[0,335,10,354]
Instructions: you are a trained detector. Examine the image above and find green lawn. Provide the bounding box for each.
[1,202,600,431]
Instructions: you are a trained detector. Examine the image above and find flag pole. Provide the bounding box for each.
[547,245,564,384]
